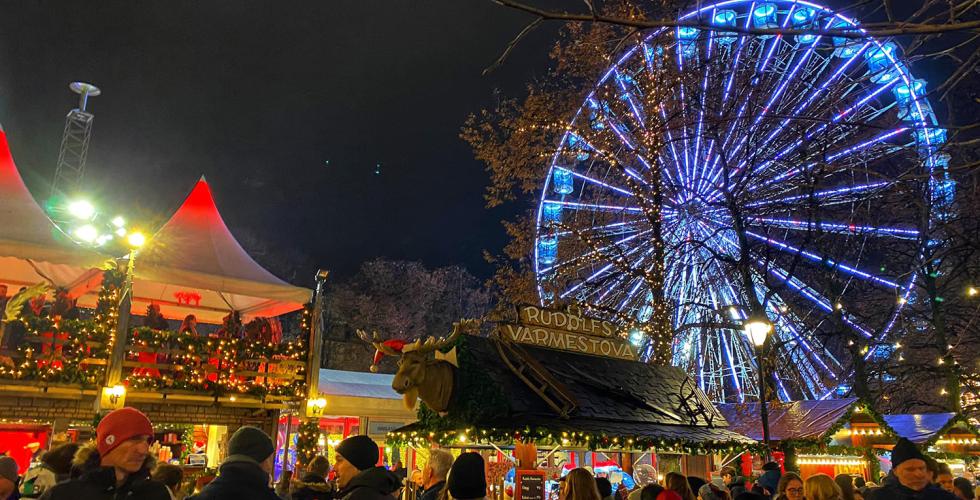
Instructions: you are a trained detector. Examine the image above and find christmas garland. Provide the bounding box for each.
[0,268,121,386]
[125,326,307,398]
[918,413,979,448]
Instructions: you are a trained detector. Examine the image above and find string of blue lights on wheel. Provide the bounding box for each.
[533,0,952,402]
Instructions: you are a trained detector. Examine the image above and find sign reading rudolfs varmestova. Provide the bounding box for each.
[499,305,637,361]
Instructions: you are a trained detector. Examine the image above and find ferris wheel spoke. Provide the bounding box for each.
[747,181,890,209]
[755,80,900,178]
[538,228,653,275]
[758,132,907,192]
[761,285,843,376]
[556,165,637,197]
[747,217,919,239]
[745,230,900,289]
[543,199,644,214]
[572,244,657,302]
[719,8,819,172]
[552,220,642,238]
[755,256,875,338]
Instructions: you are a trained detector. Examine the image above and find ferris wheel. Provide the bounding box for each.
[533,0,951,402]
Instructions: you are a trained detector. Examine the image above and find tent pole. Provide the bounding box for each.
[106,255,135,387]
[305,269,329,399]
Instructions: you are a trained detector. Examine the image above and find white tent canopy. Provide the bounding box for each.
[0,125,106,296]
[119,177,312,324]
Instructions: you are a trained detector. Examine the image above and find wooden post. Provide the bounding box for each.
[105,256,135,387]
[305,269,328,398]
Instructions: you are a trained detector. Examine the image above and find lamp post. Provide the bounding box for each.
[744,311,773,454]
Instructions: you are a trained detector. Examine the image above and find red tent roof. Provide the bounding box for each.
[130,177,311,323]
[0,126,105,291]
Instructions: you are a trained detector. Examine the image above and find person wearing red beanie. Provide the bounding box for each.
[40,407,170,500]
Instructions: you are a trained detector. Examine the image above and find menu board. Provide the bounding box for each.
[516,470,546,500]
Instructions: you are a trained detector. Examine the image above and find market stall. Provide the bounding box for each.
[884,413,980,475]
[276,368,416,479]
[376,306,755,500]
[0,158,317,473]
[717,398,899,479]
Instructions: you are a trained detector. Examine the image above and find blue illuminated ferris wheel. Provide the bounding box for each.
[533,0,952,402]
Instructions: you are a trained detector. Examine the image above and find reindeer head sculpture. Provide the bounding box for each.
[358,319,478,413]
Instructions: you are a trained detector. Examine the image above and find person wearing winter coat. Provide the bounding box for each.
[19,443,80,498]
[292,455,335,500]
[188,426,280,500]
[0,456,18,500]
[419,450,452,500]
[39,407,171,500]
[334,436,400,500]
[865,439,957,500]
[447,453,488,500]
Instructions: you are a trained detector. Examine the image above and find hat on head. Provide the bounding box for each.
[700,483,730,500]
[226,426,275,464]
[448,452,487,500]
[369,339,407,373]
[336,435,379,470]
[97,407,153,457]
[0,456,17,484]
[891,437,927,469]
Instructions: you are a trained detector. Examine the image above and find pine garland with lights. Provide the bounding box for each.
[0,268,122,386]
[125,326,307,398]
[296,419,321,468]
[386,423,760,454]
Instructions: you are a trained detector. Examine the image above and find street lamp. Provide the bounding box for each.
[744,311,773,453]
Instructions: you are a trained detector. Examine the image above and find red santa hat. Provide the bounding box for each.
[370,339,408,372]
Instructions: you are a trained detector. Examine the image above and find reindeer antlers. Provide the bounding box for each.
[357,319,481,354]
[413,318,480,353]
[356,330,402,356]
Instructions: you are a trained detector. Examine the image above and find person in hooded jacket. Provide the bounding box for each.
[865,438,957,500]
[188,426,280,500]
[334,436,400,500]
[292,455,335,500]
[447,453,487,500]
[39,407,171,500]
[757,463,782,499]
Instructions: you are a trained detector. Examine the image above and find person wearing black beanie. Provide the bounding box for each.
[447,452,487,500]
[335,435,401,500]
[188,426,279,500]
[865,438,956,500]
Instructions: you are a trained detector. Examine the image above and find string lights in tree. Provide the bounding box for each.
[296,419,321,469]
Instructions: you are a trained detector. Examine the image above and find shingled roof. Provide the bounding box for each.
[397,335,753,447]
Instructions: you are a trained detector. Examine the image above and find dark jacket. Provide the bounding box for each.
[419,481,446,500]
[38,444,170,500]
[865,480,958,500]
[337,467,401,500]
[292,472,335,500]
[188,459,280,500]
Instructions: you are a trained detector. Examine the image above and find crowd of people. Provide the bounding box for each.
[0,410,976,500]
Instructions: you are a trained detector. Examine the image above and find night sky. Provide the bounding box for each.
[0,1,557,284]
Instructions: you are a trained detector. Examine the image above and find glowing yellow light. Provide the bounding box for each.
[127,231,147,248]
[75,224,98,243]
[68,200,95,219]
[968,287,978,297]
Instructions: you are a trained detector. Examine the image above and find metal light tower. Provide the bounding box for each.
[49,82,100,201]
